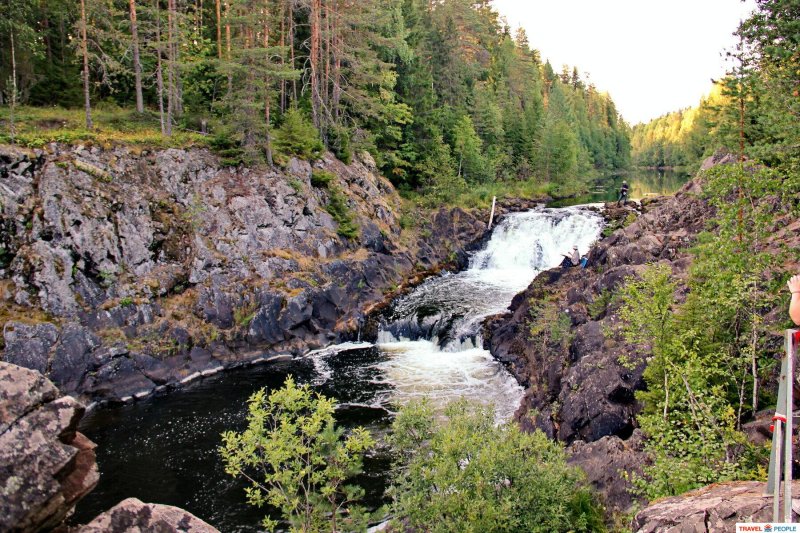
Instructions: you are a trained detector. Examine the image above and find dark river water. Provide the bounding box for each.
[548,167,691,207]
[70,205,647,531]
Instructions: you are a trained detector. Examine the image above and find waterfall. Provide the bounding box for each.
[378,207,604,350]
[314,206,604,421]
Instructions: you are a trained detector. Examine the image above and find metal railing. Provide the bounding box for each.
[765,329,798,522]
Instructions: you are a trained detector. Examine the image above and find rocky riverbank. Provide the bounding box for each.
[485,173,715,515]
[0,143,515,406]
[0,361,219,532]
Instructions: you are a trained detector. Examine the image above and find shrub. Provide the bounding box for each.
[310,169,335,188]
[273,108,324,160]
[389,400,605,532]
[326,188,359,240]
[208,128,244,167]
[220,377,376,532]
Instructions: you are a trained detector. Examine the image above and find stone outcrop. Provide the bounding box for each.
[567,430,648,516]
[632,480,800,532]
[78,497,219,532]
[0,144,493,403]
[0,361,98,532]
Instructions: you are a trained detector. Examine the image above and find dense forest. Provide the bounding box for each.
[0,0,630,199]
[633,0,799,173]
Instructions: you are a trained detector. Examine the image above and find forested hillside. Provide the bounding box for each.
[0,0,630,198]
[633,0,799,173]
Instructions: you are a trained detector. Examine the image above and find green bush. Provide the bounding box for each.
[326,187,359,239]
[310,169,335,188]
[220,377,376,532]
[389,400,605,532]
[208,128,244,167]
[273,108,324,160]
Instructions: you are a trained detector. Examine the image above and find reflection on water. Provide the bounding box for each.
[549,168,691,207]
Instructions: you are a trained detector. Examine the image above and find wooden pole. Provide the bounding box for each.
[488,196,497,229]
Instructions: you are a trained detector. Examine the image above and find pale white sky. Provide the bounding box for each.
[491,0,758,125]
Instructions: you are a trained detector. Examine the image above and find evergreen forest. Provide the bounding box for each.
[0,0,631,200]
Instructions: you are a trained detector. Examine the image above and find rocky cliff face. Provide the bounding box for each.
[485,178,714,513]
[0,144,490,403]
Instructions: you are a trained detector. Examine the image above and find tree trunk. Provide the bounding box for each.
[166,0,175,135]
[225,1,232,95]
[80,0,93,129]
[289,0,297,103]
[331,0,341,120]
[9,28,17,143]
[310,0,321,128]
[264,3,273,166]
[170,0,183,117]
[324,0,331,123]
[280,1,286,112]
[216,0,222,58]
[155,0,166,134]
[129,0,144,113]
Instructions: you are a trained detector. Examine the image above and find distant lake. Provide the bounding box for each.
[548,168,692,207]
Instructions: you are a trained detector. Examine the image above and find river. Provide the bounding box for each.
[548,167,691,207]
[73,205,611,531]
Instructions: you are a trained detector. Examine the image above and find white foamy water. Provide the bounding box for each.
[371,206,604,421]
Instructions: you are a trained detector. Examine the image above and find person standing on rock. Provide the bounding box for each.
[617,180,629,206]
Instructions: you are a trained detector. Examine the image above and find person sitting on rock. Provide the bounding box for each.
[560,245,581,268]
[617,180,630,206]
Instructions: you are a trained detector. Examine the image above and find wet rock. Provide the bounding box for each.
[247,292,286,345]
[78,497,219,532]
[49,323,100,392]
[632,480,799,532]
[86,356,156,401]
[0,362,99,532]
[3,321,59,374]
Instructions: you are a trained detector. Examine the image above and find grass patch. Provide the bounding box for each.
[0,106,208,149]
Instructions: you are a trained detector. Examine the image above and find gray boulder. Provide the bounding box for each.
[632,480,799,532]
[78,497,219,532]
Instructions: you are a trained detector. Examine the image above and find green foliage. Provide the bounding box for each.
[325,188,360,240]
[209,128,245,167]
[616,166,787,503]
[273,108,324,161]
[220,376,376,532]
[388,399,605,532]
[528,297,574,351]
[587,289,616,320]
[310,169,335,188]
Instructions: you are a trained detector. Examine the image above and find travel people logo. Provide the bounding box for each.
[735,524,798,532]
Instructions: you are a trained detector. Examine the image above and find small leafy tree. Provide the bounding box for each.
[388,399,604,532]
[220,376,375,532]
[273,108,325,161]
[618,262,762,500]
